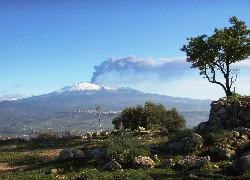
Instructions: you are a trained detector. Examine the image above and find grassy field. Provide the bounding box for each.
[0,130,249,179]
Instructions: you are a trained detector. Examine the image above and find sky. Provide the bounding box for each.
[0,0,250,100]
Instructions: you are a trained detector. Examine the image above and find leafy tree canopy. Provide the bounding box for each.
[112,101,185,131]
[181,16,250,97]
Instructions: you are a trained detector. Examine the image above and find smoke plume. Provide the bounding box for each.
[91,56,190,84]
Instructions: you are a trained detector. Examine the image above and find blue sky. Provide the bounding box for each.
[0,0,250,100]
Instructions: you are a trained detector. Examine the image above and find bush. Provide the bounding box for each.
[112,101,185,131]
[103,137,149,167]
[195,126,226,146]
[146,124,162,131]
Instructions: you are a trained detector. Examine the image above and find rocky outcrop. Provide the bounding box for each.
[208,146,235,159]
[177,156,210,168]
[133,156,155,168]
[213,128,250,152]
[233,155,250,173]
[59,149,84,160]
[168,133,204,153]
[200,98,250,129]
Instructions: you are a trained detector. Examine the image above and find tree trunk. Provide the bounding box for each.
[225,89,233,98]
[225,60,232,98]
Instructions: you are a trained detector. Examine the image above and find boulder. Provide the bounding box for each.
[86,148,102,159]
[102,159,122,171]
[161,159,175,168]
[71,149,84,159]
[181,133,204,149]
[209,146,235,159]
[233,155,250,173]
[133,156,155,168]
[168,142,186,153]
[177,156,210,168]
[168,133,204,153]
[59,149,84,160]
[149,143,158,150]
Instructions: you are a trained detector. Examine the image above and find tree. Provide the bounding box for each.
[181,16,250,97]
[112,102,185,131]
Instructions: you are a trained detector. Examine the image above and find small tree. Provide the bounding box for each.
[112,102,185,131]
[181,16,250,98]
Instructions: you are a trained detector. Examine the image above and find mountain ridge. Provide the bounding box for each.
[0,82,211,137]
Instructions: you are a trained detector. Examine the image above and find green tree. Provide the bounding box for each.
[112,102,185,131]
[181,16,250,97]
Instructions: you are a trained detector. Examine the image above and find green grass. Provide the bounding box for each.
[0,130,246,179]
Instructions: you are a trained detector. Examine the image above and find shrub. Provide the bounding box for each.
[112,101,185,131]
[103,137,149,167]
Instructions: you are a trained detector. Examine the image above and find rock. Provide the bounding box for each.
[228,131,240,138]
[168,142,186,153]
[137,126,146,132]
[71,149,84,159]
[161,159,175,168]
[86,148,102,159]
[234,127,250,136]
[177,156,210,168]
[234,139,249,149]
[233,155,250,173]
[218,107,228,115]
[85,132,92,139]
[59,149,84,160]
[243,151,250,157]
[209,146,235,159]
[133,156,155,168]
[102,159,122,171]
[149,143,158,152]
[169,133,204,154]
[245,115,250,121]
[181,133,204,149]
[197,122,207,129]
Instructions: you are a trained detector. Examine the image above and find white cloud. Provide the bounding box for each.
[0,94,26,102]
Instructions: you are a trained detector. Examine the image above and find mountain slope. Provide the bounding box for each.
[0,82,211,137]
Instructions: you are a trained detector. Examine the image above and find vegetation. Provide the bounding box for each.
[103,137,149,167]
[112,101,185,131]
[1,127,249,179]
[181,16,250,97]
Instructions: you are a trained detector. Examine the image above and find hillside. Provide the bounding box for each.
[0,82,211,137]
[0,127,249,179]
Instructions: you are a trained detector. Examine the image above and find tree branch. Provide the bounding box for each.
[204,66,227,93]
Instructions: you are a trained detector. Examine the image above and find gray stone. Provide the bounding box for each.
[133,156,155,168]
[71,149,84,159]
[177,156,210,168]
[245,115,250,122]
[238,111,246,118]
[233,155,250,173]
[102,159,122,171]
[86,148,102,159]
[197,122,207,129]
[182,133,204,149]
[243,151,250,157]
[209,146,235,159]
[161,159,175,168]
[218,107,228,115]
[168,142,186,153]
[59,149,84,160]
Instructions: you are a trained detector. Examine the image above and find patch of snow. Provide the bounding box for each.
[56,82,118,94]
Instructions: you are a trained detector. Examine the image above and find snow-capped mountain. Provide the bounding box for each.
[56,82,118,94]
[0,82,211,137]
[55,82,138,95]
